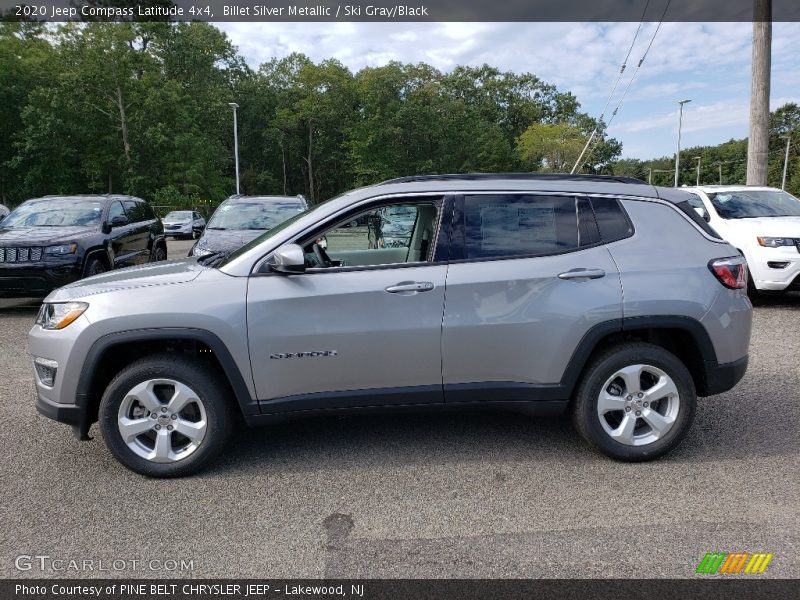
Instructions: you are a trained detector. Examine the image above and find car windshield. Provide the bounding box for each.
[164,211,192,220]
[206,200,305,231]
[1,198,104,228]
[709,190,800,219]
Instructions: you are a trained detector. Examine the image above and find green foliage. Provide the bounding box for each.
[613,103,799,195]
[517,123,587,172]
[0,22,623,207]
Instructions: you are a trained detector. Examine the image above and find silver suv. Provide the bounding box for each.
[29,174,752,477]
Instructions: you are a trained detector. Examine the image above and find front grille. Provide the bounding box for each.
[0,246,44,263]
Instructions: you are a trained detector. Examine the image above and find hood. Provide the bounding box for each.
[718,216,800,238]
[46,258,205,302]
[163,217,191,225]
[0,225,97,245]
[196,228,265,254]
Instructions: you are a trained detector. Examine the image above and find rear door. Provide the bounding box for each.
[106,200,139,268]
[122,200,151,263]
[441,193,623,402]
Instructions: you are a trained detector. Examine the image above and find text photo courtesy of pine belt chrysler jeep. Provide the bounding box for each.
[29,174,752,477]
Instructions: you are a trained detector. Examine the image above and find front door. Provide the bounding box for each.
[246,197,449,413]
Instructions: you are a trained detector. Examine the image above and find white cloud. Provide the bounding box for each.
[214,21,800,158]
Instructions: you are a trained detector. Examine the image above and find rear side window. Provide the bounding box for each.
[141,203,156,221]
[463,194,579,259]
[590,197,633,243]
[122,200,145,223]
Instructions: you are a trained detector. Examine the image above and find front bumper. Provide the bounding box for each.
[165,224,193,236]
[0,261,81,297]
[747,245,800,291]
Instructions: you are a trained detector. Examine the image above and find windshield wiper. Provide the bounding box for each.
[197,250,230,268]
[207,226,227,230]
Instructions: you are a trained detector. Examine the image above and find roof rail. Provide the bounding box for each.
[377,173,646,185]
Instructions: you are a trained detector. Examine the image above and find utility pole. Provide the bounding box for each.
[674,99,691,187]
[747,0,771,186]
[781,135,791,190]
[229,103,240,195]
[719,163,723,184]
[694,156,701,186]
[648,168,652,184]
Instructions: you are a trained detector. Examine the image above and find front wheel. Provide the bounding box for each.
[99,354,233,477]
[571,343,696,461]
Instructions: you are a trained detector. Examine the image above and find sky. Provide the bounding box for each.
[215,21,800,160]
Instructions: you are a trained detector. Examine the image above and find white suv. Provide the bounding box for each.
[684,186,800,296]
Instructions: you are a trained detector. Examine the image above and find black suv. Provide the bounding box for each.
[0,195,167,297]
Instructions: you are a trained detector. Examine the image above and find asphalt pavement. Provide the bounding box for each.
[0,243,797,578]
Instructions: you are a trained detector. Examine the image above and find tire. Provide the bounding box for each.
[152,244,167,262]
[746,268,765,305]
[83,256,107,278]
[192,229,199,240]
[571,342,696,462]
[98,354,234,477]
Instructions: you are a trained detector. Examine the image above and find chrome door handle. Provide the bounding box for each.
[558,269,606,281]
[385,281,435,293]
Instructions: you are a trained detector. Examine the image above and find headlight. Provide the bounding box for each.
[193,246,213,257]
[757,237,795,248]
[35,302,88,330]
[45,243,78,256]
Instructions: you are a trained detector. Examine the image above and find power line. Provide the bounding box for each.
[572,0,672,173]
[569,1,651,174]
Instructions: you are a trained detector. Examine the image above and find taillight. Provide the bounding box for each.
[708,256,747,289]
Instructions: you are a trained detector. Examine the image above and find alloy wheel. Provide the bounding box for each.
[596,364,680,446]
[117,379,207,463]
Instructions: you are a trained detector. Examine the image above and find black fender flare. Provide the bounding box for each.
[560,315,718,397]
[74,328,259,435]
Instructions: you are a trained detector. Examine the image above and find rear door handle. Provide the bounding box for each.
[385,281,435,293]
[558,269,606,281]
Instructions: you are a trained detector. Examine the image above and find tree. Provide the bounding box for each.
[517,123,587,172]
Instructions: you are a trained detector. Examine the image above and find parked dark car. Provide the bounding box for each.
[0,204,9,220]
[190,194,307,257]
[0,194,167,297]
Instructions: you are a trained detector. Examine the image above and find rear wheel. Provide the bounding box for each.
[99,354,233,477]
[572,343,696,461]
[152,245,167,262]
[83,257,107,278]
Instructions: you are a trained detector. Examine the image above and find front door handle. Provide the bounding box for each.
[385,281,435,293]
[558,269,606,281]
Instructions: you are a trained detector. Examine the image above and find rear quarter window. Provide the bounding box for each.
[590,197,634,243]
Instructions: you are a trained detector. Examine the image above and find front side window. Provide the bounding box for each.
[123,200,145,223]
[463,194,580,259]
[303,201,439,269]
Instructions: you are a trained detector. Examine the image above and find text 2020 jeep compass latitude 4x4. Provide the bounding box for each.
[29,174,752,477]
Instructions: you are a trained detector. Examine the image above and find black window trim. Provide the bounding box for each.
[251,193,454,277]
[449,191,634,264]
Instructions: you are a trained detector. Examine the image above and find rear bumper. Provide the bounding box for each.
[700,355,748,396]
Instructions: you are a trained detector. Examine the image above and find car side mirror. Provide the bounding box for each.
[269,243,306,274]
[110,215,128,227]
[101,221,112,234]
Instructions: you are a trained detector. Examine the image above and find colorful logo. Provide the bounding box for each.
[696,552,773,574]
